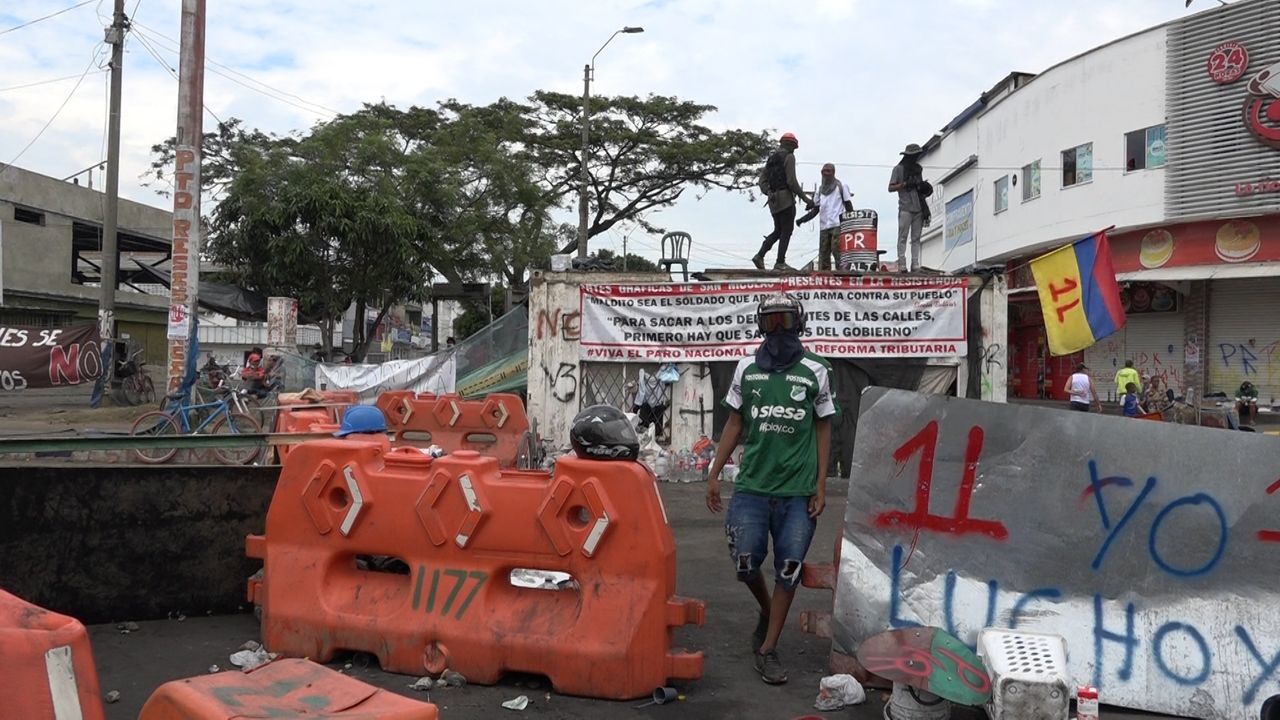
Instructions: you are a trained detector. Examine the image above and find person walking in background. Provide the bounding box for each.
[705,292,835,685]
[1121,382,1141,417]
[888,143,931,272]
[1114,359,1141,401]
[797,163,853,271]
[1064,362,1101,412]
[753,133,815,272]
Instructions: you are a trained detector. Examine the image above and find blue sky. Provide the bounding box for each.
[0,0,1208,271]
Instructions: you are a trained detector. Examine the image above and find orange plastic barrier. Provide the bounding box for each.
[0,588,105,720]
[275,391,360,462]
[376,391,531,467]
[246,443,704,699]
[139,658,438,719]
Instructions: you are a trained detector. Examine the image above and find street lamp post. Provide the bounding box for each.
[577,26,644,259]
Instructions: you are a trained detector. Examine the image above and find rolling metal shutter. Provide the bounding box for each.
[1207,277,1280,402]
[1085,312,1185,402]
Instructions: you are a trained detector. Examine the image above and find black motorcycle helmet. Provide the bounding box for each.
[569,404,640,461]
[757,292,805,336]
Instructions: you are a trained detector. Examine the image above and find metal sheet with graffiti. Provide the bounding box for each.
[834,388,1280,719]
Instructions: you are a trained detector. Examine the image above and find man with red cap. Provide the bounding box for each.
[753,132,814,271]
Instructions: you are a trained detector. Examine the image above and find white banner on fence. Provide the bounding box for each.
[579,276,967,361]
[315,352,456,403]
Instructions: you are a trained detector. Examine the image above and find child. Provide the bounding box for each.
[1122,382,1141,418]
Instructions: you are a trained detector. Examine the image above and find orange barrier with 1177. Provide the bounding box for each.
[246,439,704,700]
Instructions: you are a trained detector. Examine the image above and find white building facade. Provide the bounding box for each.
[914,0,1280,404]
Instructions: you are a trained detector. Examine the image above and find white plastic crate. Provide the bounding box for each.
[977,629,1070,720]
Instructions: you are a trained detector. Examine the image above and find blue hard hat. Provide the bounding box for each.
[334,405,387,437]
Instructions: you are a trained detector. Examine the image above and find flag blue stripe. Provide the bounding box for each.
[1073,234,1119,341]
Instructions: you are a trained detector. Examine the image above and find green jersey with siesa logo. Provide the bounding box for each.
[723,351,837,497]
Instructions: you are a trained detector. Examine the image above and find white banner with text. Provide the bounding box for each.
[580,276,968,361]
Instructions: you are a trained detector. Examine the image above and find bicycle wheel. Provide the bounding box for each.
[211,411,264,465]
[141,376,156,405]
[130,411,180,464]
[122,375,143,406]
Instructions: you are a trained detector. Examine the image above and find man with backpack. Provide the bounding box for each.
[753,133,815,272]
[888,143,932,272]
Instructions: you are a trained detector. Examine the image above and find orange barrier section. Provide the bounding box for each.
[139,658,438,719]
[376,392,531,467]
[275,391,360,463]
[797,536,878,683]
[0,588,105,720]
[246,443,704,699]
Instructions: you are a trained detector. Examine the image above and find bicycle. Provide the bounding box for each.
[116,347,156,406]
[130,390,264,465]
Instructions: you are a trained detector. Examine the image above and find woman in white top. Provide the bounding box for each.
[1063,362,1101,413]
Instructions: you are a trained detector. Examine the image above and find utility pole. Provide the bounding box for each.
[165,0,205,392]
[91,0,126,408]
[622,233,628,271]
[577,63,590,259]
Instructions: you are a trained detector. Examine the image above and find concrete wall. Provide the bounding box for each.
[0,165,171,313]
[0,463,277,623]
[921,27,1169,271]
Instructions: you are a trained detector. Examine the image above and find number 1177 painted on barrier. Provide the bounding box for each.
[411,566,488,620]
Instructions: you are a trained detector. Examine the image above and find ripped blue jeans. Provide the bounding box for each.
[725,490,816,591]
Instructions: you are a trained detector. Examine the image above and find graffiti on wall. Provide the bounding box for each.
[1212,337,1280,398]
[535,305,583,406]
[1090,338,1184,394]
[835,389,1280,719]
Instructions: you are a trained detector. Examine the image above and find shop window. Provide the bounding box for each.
[1021,160,1041,201]
[1125,125,1167,171]
[1061,143,1093,187]
[993,176,1009,214]
[13,207,44,225]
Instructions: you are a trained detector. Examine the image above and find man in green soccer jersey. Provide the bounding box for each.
[706,292,835,685]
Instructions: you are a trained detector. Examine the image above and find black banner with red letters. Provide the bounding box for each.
[0,324,102,390]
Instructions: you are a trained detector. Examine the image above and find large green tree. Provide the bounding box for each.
[148,92,770,352]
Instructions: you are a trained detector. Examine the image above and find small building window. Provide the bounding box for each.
[13,207,44,225]
[1125,124,1167,171]
[1021,160,1041,201]
[993,176,1009,213]
[1062,143,1093,187]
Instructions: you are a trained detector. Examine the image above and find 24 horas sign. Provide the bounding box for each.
[579,276,968,362]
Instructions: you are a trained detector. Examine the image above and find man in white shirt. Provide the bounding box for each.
[797,164,853,271]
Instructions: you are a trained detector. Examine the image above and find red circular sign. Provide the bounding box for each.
[1207,42,1249,84]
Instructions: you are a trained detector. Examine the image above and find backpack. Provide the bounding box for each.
[763,149,789,192]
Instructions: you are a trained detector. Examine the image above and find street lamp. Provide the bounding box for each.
[577,25,644,259]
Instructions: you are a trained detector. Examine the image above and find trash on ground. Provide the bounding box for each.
[238,640,261,652]
[229,646,275,671]
[105,690,120,704]
[207,665,220,673]
[442,669,467,687]
[501,695,530,710]
[409,676,434,692]
[814,674,866,711]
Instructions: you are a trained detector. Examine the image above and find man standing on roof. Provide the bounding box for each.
[888,143,930,272]
[797,163,853,271]
[705,292,835,685]
[753,133,815,272]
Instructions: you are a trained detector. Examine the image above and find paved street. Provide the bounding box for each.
[87,479,1181,720]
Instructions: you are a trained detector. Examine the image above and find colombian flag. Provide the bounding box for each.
[1030,231,1126,356]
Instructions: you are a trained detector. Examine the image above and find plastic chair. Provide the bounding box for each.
[660,232,692,282]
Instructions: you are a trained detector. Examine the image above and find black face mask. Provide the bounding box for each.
[756,330,805,372]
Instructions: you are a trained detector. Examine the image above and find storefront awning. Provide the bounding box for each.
[1117,263,1280,282]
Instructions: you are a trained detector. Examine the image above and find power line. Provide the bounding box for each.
[132,21,339,116]
[0,0,96,37]
[0,44,106,173]
[0,70,107,93]
[128,27,224,126]
[797,159,1151,173]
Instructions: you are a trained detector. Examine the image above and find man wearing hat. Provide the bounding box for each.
[888,143,929,272]
[753,132,815,272]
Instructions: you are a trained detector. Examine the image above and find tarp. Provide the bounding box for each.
[454,305,529,398]
[835,387,1280,719]
[315,353,454,403]
[130,261,317,323]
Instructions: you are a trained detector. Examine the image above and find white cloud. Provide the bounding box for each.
[0,0,1196,269]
